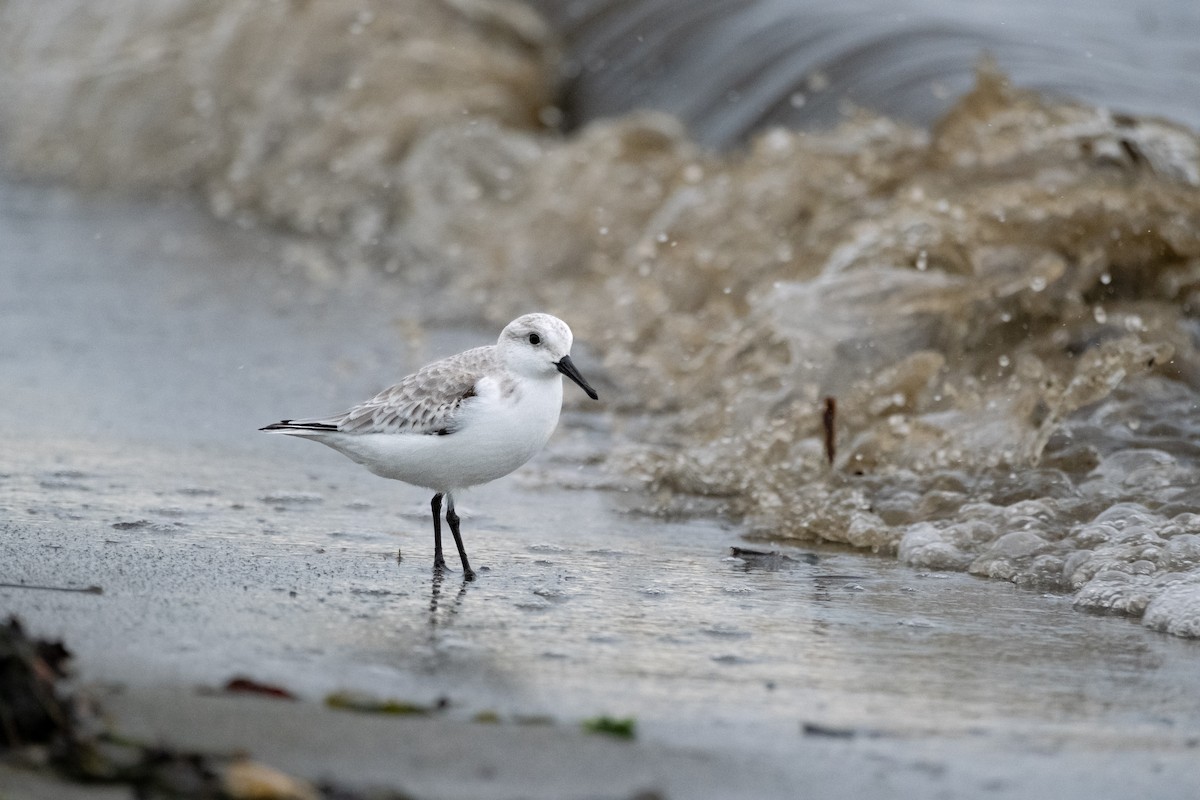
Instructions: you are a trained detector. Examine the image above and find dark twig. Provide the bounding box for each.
[822,396,837,466]
[0,583,103,595]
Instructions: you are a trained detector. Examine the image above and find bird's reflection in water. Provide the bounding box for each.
[428,565,470,630]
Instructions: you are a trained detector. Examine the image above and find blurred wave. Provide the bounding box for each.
[0,0,557,273]
[531,0,1200,146]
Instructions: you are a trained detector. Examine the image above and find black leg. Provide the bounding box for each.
[431,493,446,571]
[445,496,475,581]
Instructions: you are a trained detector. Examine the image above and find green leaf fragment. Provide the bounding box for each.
[582,715,636,740]
[324,691,432,715]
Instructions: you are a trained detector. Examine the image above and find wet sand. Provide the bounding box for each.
[7,2,1200,629]
[3,183,1200,797]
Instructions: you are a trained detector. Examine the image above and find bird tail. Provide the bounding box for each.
[259,419,339,434]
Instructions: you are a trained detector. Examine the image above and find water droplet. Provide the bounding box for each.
[806,71,829,92]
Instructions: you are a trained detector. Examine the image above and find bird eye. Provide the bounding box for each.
[528,333,541,345]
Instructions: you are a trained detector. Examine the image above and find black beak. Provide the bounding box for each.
[556,355,599,400]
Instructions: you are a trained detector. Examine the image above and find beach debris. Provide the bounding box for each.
[582,715,636,740]
[224,758,320,800]
[1,615,423,799]
[801,721,889,739]
[512,714,555,726]
[224,677,298,700]
[324,691,445,716]
[801,722,857,739]
[0,582,103,594]
[728,547,819,569]
[470,710,555,726]
[0,616,73,750]
[822,396,837,466]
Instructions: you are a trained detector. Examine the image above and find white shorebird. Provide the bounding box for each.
[261,313,599,580]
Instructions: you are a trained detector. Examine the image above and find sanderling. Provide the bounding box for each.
[261,313,599,580]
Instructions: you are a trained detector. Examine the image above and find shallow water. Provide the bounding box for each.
[2,185,1200,763]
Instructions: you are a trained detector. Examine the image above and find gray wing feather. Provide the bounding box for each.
[300,346,495,436]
